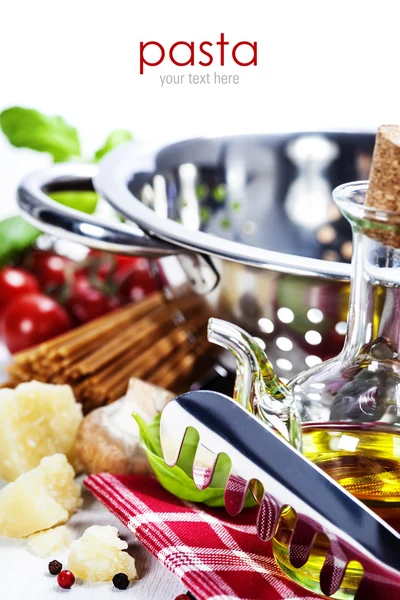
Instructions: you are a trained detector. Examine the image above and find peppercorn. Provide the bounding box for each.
[112,573,130,590]
[57,570,75,589]
[48,560,62,575]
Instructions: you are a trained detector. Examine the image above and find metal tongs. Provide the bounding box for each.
[160,390,400,599]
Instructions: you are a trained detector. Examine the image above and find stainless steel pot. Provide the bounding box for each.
[18,132,375,377]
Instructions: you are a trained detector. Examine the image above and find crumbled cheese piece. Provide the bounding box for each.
[68,526,137,582]
[27,526,70,557]
[0,454,81,538]
[0,380,82,481]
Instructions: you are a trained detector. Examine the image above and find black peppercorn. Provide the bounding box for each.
[48,560,63,575]
[112,573,130,590]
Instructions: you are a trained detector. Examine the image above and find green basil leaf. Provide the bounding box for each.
[133,412,256,508]
[49,191,98,215]
[0,107,81,162]
[94,129,133,162]
[145,449,229,507]
[0,216,40,267]
[135,413,163,456]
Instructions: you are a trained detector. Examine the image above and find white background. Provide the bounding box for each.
[1,0,400,216]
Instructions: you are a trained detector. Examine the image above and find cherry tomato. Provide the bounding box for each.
[0,267,40,317]
[84,250,142,282]
[118,260,160,303]
[65,276,120,324]
[2,293,72,353]
[24,249,73,289]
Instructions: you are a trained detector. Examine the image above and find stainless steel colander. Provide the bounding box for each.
[17,132,375,376]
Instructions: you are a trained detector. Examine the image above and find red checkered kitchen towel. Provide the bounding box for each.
[85,474,322,600]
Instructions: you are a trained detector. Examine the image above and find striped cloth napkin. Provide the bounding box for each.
[85,474,322,600]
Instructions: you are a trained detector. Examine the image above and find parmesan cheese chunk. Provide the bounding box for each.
[0,380,82,481]
[0,454,81,538]
[27,525,71,557]
[68,526,137,582]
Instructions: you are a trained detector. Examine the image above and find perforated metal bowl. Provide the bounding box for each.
[18,132,375,377]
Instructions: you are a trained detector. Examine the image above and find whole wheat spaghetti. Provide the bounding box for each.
[6,292,215,412]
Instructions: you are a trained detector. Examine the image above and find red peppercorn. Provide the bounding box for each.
[57,570,75,589]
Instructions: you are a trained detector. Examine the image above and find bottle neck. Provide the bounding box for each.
[342,229,400,360]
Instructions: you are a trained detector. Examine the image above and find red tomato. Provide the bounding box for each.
[114,256,144,282]
[65,276,120,324]
[118,260,160,303]
[2,293,72,353]
[0,267,40,317]
[85,250,142,282]
[24,250,73,289]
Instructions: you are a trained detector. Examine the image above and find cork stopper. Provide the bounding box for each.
[365,125,400,246]
[367,125,400,210]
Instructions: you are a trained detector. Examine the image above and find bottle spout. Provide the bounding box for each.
[208,317,261,411]
[207,318,294,441]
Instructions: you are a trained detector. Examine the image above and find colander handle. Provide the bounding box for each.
[17,163,181,257]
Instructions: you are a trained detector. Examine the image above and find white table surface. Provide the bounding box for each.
[0,345,186,600]
[0,480,186,600]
